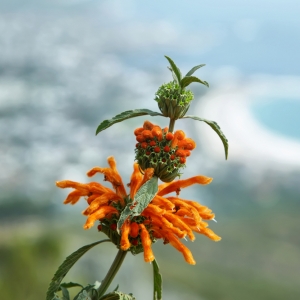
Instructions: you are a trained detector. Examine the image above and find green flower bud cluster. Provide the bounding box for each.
[155,81,194,119]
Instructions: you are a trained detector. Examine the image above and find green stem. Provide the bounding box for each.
[168,118,176,132]
[97,249,127,298]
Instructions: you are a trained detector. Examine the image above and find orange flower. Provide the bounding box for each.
[56,156,221,264]
[134,121,197,182]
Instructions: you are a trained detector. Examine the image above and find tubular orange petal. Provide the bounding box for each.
[129,163,143,199]
[143,120,155,130]
[177,138,196,150]
[151,195,175,210]
[175,149,186,157]
[134,127,144,136]
[170,130,186,148]
[83,191,121,215]
[56,180,90,194]
[151,227,163,239]
[137,168,154,191]
[87,182,111,195]
[157,176,213,196]
[139,224,155,262]
[83,206,119,229]
[167,198,201,225]
[120,220,131,250]
[87,157,127,199]
[151,126,163,141]
[201,227,222,241]
[184,200,215,220]
[63,190,84,205]
[180,217,208,229]
[163,213,195,241]
[142,130,153,139]
[163,231,196,265]
[165,132,174,141]
[175,208,195,219]
[144,203,165,216]
[136,134,146,142]
[129,222,140,238]
[87,194,101,205]
[143,211,186,239]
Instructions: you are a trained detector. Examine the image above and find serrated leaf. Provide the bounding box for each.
[183,115,228,159]
[165,55,182,84]
[185,64,206,77]
[95,109,163,135]
[152,259,162,300]
[60,286,70,300]
[117,176,158,232]
[46,240,110,300]
[180,76,209,89]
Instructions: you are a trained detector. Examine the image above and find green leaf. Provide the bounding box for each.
[74,284,99,300]
[164,55,182,84]
[183,115,229,159]
[113,285,119,292]
[185,64,205,77]
[60,286,70,300]
[100,291,136,300]
[116,204,132,233]
[131,176,158,216]
[167,66,179,83]
[180,76,209,89]
[117,176,158,232]
[59,282,83,290]
[46,240,110,300]
[152,259,162,300]
[75,290,91,300]
[95,109,163,135]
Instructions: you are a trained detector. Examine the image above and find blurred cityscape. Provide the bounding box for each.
[0,1,299,299]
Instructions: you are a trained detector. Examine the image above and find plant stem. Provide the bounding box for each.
[168,118,176,132]
[97,249,127,298]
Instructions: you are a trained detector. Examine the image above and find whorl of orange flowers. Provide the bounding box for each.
[56,157,221,265]
[134,120,196,182]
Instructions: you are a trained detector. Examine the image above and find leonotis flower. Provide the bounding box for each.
[56,157,220,265]
[134,120,196,182]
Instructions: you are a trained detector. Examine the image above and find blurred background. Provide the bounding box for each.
[1,0,299,299]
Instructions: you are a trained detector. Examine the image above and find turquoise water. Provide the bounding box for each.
[251,98,300,140]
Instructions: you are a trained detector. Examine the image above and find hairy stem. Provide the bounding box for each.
[97,249,127,298]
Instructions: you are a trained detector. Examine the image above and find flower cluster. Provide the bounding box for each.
[155,81,194,119]
[135,120,196,182]
[56,157,220,265]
